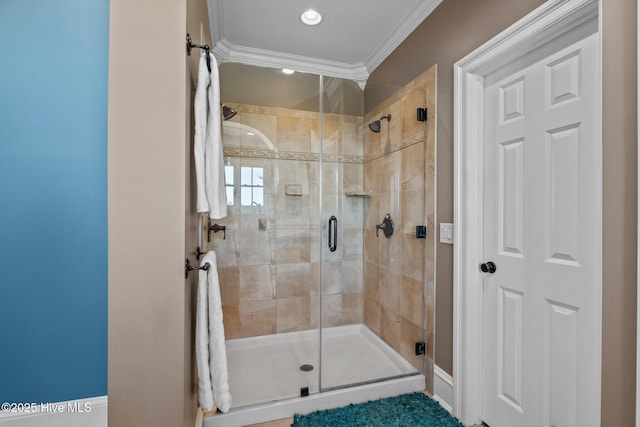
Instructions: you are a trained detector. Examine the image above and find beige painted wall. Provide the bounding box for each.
[601,0,637,424]
[367,0,637,425]
[185,0,212,423]
[108,0,193,425]
[109,0,218,424]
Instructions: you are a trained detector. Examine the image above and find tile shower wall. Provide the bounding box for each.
[363,65,437,392]
[201,104,365,339]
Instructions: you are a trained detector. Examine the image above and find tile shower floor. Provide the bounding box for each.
[226,324,418,408]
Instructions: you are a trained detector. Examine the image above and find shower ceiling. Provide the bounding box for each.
[207,0,442,88]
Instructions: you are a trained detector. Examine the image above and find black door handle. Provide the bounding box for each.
[480,261,497,273]
[328,216,337,252]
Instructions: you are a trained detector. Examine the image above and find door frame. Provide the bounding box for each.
[637,2,640,425]
[452,0,600,424]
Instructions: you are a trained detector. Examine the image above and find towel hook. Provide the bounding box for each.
[185,258,210,279]
[207,218,226,242]
[195,246,205,261]
[186,33,210,56]
[186,33,212,72]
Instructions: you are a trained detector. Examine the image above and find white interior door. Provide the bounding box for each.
[481,33,600,427]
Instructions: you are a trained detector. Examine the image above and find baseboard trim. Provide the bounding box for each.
[433,365,454,414]
[0,395,107,427]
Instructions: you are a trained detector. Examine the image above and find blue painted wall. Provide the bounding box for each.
[0,1,109,403]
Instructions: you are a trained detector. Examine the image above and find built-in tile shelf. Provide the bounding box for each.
[285,184,303,196]
[345,191,372,198]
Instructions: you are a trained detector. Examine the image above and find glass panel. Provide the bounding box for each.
[215,63,433,410]
[216,62,322,408]
[320,78,426,391]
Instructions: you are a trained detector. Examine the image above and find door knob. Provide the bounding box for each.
[480,261,497,273]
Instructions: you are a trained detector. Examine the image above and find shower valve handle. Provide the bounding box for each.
[376,214,394,238]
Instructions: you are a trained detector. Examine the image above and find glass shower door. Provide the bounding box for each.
[216,63,430,409]
[319,78,426,391]
[216,63,324,407]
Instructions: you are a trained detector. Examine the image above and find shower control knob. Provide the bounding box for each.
[480,261,497,274]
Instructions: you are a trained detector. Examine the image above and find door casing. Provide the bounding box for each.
[452,0,601,424]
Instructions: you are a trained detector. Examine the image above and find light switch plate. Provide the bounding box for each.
[440,223,454,244]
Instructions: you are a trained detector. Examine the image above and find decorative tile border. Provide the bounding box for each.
[230,103,363,123]
[223,130,424,165]
[223,147,365,164]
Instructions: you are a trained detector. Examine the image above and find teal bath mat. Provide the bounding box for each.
[292,392,463,426]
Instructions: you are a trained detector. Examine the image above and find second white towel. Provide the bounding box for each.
[195,251,232,413]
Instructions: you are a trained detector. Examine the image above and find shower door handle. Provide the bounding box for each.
[328,216,337,252]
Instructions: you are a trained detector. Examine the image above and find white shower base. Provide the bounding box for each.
[205,324,425,427]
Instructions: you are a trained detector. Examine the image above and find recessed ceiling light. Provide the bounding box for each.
[282,68,295,75]
[300,9,322,26]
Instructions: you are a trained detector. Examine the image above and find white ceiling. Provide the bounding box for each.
[207,0,442,88]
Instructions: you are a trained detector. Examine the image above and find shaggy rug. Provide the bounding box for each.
[291,392,463,426]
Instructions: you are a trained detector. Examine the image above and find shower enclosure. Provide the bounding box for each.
[203,62,432,425]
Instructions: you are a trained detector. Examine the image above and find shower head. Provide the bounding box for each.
[222,104,237,121]
[368,113,391,133]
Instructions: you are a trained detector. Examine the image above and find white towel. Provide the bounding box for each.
[195,251,232,413]
[194,52,227,219]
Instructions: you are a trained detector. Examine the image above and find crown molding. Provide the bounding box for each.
[208,0,224,45]
[213,39,370,89]
[363,0,442,73]
[206,0,442,89]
